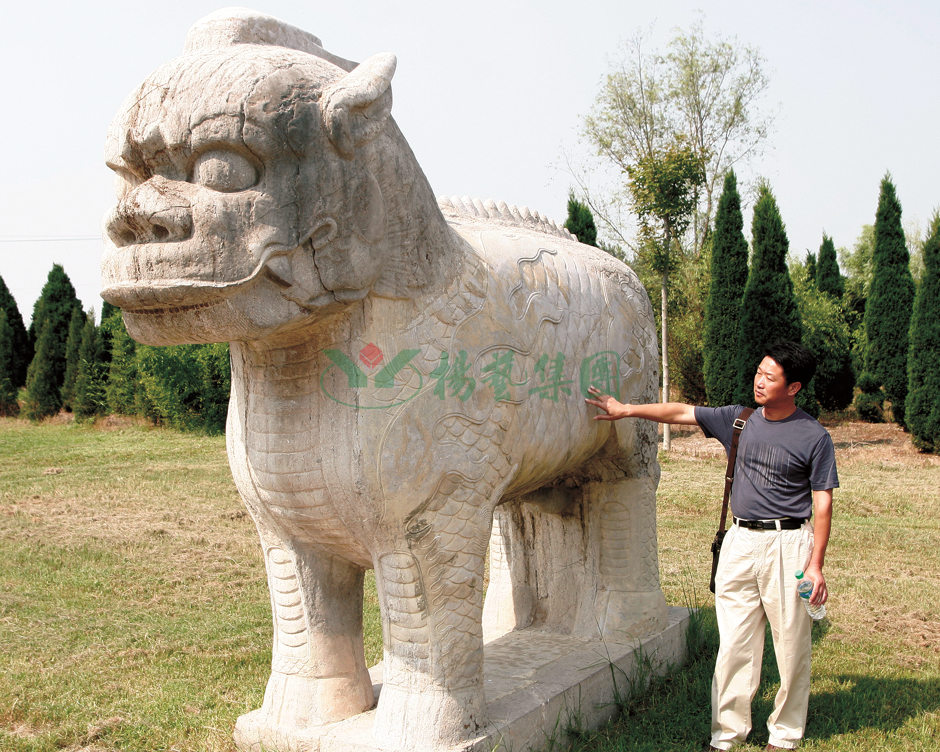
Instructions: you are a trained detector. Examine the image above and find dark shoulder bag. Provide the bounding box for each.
[709,407,754,593]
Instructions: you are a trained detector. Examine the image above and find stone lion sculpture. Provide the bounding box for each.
[100,8,668,751]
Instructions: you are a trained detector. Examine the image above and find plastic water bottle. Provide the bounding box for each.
[795,570,826,620]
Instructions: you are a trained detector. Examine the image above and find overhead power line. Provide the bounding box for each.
[0,236,101,243]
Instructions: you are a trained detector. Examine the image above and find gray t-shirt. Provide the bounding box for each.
[694,405,839,521]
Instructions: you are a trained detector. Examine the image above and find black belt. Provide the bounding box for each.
[733,516,807,530]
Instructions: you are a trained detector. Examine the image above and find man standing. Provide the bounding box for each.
[585,341,836,751]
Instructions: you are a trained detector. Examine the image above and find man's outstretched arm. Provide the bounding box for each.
[585,386,699,425]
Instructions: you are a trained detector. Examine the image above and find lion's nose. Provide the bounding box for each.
[104,176,193,247]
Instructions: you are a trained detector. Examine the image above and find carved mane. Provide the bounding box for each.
[438,196,574,241]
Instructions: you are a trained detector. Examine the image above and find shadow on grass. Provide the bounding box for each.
[749,673,940,747]
[805,674,940,740]
[747,619,940,748]
[557,614,939,752]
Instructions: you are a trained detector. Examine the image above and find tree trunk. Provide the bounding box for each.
[662,221,671,452]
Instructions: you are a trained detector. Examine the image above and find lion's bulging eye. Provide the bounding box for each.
[192,149,258,192]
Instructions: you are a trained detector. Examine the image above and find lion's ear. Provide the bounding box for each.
[321,52,396,158]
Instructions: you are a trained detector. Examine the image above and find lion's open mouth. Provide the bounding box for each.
[100,279,237,312]
[99,238,285,312]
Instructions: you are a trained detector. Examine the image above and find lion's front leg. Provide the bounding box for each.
[251,526,375,733]
[371,488,497,750]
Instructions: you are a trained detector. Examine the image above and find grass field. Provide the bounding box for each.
[0,416,937,751]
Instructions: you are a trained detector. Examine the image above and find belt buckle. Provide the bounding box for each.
[733,417,748,430]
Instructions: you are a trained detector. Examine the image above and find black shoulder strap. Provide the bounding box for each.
[718,407,755,534]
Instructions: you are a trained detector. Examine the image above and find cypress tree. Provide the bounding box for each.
[816,234,844,299]
[105,309,139,415]
[0,275,30,388]
[864,176,915,427]
[735,185,811,412]
[99,301,119,371]
[60,307,85,411]
[907,212,940,451]
[0,310,19,415]
[100,300,119,324]
[23,321,61,420]
[26,264,81,400]
[703,170,749,406]
[563,191,599,247]
[73,316,106,419]
[805,252,817,285]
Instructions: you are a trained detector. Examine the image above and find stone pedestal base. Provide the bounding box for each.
[235,607,694,752]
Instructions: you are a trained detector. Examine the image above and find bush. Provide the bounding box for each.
[135,343,230,433]
[793,263,855,412]
[854,372,884,423]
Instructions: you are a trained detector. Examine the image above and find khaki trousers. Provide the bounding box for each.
[709,522,814,750]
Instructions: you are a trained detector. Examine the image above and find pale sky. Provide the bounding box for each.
[1,0,937,323]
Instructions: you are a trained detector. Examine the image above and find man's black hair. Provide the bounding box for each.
[764,341,816,387]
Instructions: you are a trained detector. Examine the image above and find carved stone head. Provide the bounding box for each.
[101,9,400,345]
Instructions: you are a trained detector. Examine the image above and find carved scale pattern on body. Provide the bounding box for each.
[236,342,373,678]
[243,346,368,564]
[374,226,651,688]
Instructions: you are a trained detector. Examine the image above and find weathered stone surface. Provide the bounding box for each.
[101,8,670,751]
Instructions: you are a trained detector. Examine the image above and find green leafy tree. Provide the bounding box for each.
[26,264,81,402]
[23,321,62,420]
[73,315,106,419]
[792,264,854,412]
[582,19,772,256]
[627,140,705,448]
[816,234,844,299]
[864,176,915,427]
[60,307,85,411]
[839,225,874,375]
[735,185,814,414]
[669,238,711,405]
[703,170,749,406]
[907,212,940,451]
[0,275,30,388]
[563,192,599,247]
[0,310,19,415]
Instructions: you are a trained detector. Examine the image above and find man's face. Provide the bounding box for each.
[753,356,799,407]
